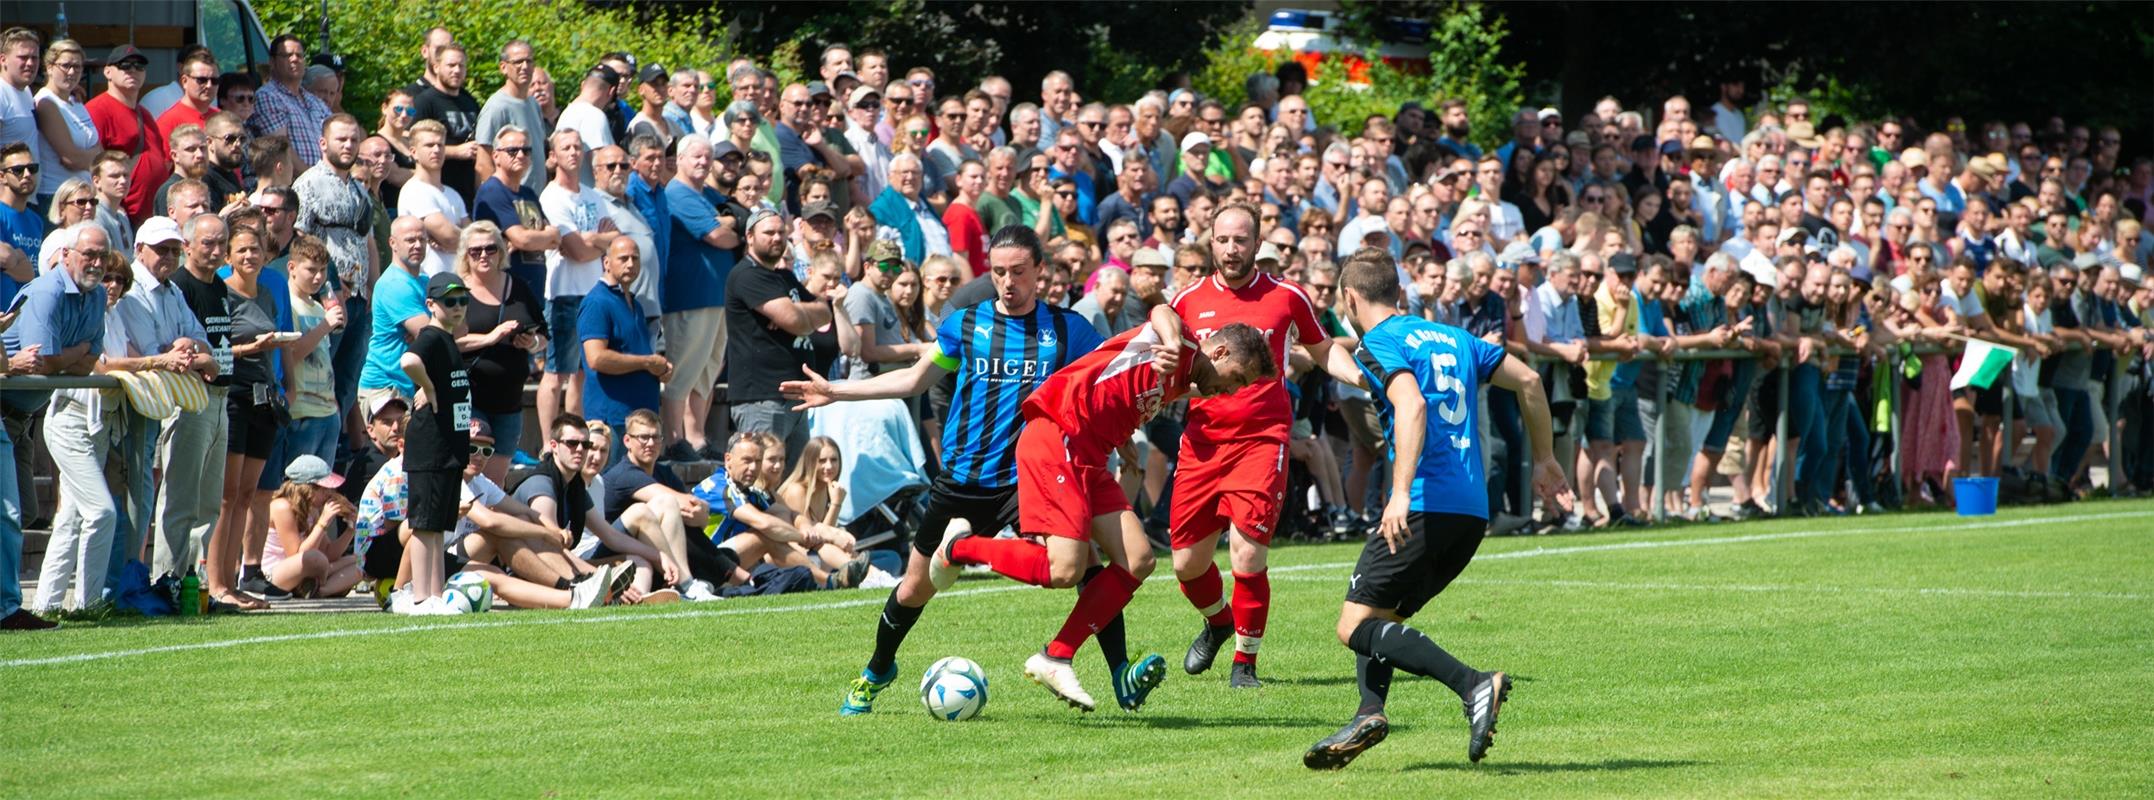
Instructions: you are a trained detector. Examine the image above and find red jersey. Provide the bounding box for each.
[942,201,988,278]
[86,94,168,225]
[1022,324,1195,447]
[1168,272,1324,442]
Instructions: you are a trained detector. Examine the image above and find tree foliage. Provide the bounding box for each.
[251,0,731,128]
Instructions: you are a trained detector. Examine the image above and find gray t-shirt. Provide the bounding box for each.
[2053,289,2097,387]
[476,88,549,194]
[843,281,903,379]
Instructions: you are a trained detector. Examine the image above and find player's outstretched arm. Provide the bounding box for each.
[781,356,953,411]
[1319,337,1367,389]
[1489,354,1568,500]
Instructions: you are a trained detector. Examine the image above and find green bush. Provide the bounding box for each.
[250,0,731,128]
[1190,4,1522,148]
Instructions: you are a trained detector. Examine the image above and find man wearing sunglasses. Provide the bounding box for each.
[842,85,891,202]
[155,51,221,143]
[85,45,167,226]
[0,142,41,277]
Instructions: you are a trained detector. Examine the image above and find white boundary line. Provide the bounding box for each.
[5,508,2149,670]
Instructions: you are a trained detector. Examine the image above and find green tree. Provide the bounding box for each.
[251,0,730,128]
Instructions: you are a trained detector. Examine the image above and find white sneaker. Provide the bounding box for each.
[388,588,418,615]
[682,579,721,602]
[412,595,459,616]
[569,564,616,609]
[929,519,974,592]
[858,566,901,590]
[1023,651,1096,712]
[1561,513,1585,532]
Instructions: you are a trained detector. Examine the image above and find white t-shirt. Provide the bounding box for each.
[556,102,613,151]
[449,474,507,554]
[396,180,468,276]
[33,88,98,196]
[539,181,607,299]
[2013,304,2051,397]
[1940,283,1986,322]
[0,82,43,188]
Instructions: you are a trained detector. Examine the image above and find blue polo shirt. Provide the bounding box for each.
[629,172,671,271]
[578,279,659,426]
[662,180,734,313]
[2,265,106,410]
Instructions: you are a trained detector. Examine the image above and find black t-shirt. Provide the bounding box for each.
[340,443,390,504]
[412,85,482,199]
[404,325,471,472]
[458,273,545,413]
[172,268,234,387]
[724,260,817,402]
[224,282,279,390]
[472,178,549,281]
[514,458,592,536]
[601,458,684,525]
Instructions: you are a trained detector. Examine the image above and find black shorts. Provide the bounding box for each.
[1974,382,2006,416]
[359,530,469,580]
[225,393,278,459]
[405,468,464,533]
[912,476,1020,556]
[1748,369,1782,441]
[1344,511,1487,619]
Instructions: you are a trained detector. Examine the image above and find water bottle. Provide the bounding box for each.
[179,570,201,617]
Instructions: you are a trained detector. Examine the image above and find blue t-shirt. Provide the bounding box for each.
[1356,314,1507,519]
[359,267,428,392]
[628,172,671,270]
[662,181,734,313]
[691,466,771,542]
[0,203,43,308]
[577,280,659,426]
[929,298,1103,488]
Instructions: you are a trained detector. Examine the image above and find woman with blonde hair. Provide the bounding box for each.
[33,38,100,208]
[778,435,849,531]
[451,220,545,484]
[38,180,98,271]
[262,455,365,598]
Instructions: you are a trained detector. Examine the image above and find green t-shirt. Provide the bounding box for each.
[976,191,1018,234]
[1012,191,1065,237]
[753,122,786,207]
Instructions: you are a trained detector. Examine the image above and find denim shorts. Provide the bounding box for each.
[1586,386,1645,444]
[478,409,524,457]
[546,295,586,374]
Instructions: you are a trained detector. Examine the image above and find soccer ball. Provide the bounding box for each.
[920,657,988,721]
[444,571,494,614]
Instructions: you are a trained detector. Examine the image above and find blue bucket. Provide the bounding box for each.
[1953,477,1999,516]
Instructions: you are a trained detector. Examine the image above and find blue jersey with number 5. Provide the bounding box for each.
[1356,314,1507,518]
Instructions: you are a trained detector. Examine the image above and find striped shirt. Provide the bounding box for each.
[930,298,1103,488]
[1672,275,1729,405]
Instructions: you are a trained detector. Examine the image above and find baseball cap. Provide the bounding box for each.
[1180,131,1212,154]
[2073,252,2101,271]
[1255,242,1284,264]
[2120,263,2143,286]
[807,81,832,99]
[135,216,182,248]
[1776,228,1809,246]
[1537,107,1561,123]
[847,85,880,108]
[309,53,347,73]
[637,64,669,86]
[1497,240,1540,268]
[468,417,495,441]
[799,200,838,223]
[100,45,148,68]
[1630,134,1656,152]
[1608,252,1639,275]
[712,141,743,162]
[1689,135,1717,154]
[1014,147,1046,174]
[1659,139,1685,157]
[589,64,622,87]
[867,240,904,266]
[1130,247,1170,270]
[427,272,469,300]
[283,455,344,489]
[367,393,409,421]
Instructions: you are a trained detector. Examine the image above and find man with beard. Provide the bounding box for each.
[725,209,838,465]
[1145,194,1184,249]
[200,113,249,209]
[411,43,483,199]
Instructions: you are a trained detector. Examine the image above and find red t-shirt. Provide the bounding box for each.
[942,200,987,278]
[156,101,219,140]
[85,94,168,225]
[1022,323,1194,448]
[1168,272,1324,443]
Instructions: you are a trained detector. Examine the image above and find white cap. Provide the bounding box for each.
[1179,131,1212,154]
[136,216,183,248]
[2121,263,2144,286]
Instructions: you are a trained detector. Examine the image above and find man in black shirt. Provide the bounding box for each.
[513,412,681,600]
[412,43,483,199]
[160,214,236,593]
[601,409,749,598]
[340,394,406,505]
[397,272,474,609]
[725,210,840,468]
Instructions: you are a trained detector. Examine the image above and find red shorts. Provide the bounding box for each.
[1168,434,1287,549]
[1016,418,1128,542]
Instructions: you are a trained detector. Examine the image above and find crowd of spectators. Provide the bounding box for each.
[2,22,2152,627]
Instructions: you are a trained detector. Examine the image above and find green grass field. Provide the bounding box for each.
[6,502,2153,798]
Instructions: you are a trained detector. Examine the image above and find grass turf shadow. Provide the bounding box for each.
[1404,757,1706,774]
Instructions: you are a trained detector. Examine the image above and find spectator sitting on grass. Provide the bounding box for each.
[262,455,365,599]
[603,409,752,600]
[513,413,681,602]
[693,432,869,590]
[776,435,850,534]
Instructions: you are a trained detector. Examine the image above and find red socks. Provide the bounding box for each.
[1046,564,1140,660]
[949,537,1053,587]
[1230,570,1270,666]
[1178,563,1234,627]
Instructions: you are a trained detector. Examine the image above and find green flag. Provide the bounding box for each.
[1949,339,2018,390]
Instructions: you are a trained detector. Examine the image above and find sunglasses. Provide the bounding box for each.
[215,133,245,145]
[434,294,470,307]
[113,61,146,72]
[594,161,629,171]
[2,163,38,176]
[625,432,660,443]
[466,243,502,256]
[64,197,96,208]
[497,146,531,157]
[554,438,591,451]
[183,74,216,86]
[471,444,496,459]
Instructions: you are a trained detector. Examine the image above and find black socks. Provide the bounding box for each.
[1346,617,1478,700]
[867,592,926,676]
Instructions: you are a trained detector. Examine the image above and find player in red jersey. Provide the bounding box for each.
[1165,203,1340,688]
[945,312,1278,711]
